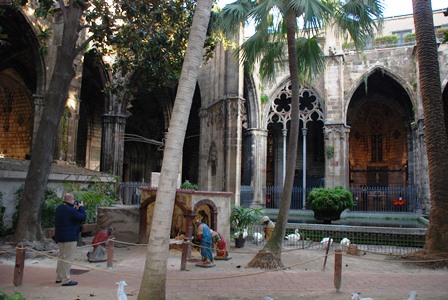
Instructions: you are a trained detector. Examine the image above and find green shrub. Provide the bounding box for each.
[373,35,398,47]
[0,290,25,300]
[180,180,198,190]
[307,186,353,214]
[10,181,116,231]
[230,205,262,235]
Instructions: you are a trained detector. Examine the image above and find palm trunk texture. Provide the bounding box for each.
[413,0,448,252]
[136,0,213,299]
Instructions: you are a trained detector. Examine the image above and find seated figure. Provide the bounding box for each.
[210,229,228,259]
[87,227,113,262]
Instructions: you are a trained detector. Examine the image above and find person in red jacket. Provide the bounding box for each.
[54,193,86,286]
[87,227,113,262]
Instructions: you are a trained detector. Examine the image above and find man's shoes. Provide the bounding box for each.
[61,280,78,286]
[55,280,62,283]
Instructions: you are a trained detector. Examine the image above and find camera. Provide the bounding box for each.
[74,200,79,206]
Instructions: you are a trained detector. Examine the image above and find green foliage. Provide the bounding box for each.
[10,181,116,231]
[0,290,25,300]
[180,180,198,190]
[64,182,116,224]
[342,41,355,50]
[307,186,353,214]
[373,35,398,47]
[260,94,269,105]
[325,146,334,159]
[87,0,218,95]
[230,205,262,234]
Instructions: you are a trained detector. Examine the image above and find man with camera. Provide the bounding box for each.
[54,193,86,286]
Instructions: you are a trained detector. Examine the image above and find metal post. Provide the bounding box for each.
[302,127,308,209]
[282,128,287,184]
[181,213,195,271]
[334,249,342,291]
[322,237,331,271]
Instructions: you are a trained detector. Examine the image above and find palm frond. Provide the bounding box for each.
[216,0,255,35]
[289,0,332,36]
[334,0,383,49]
[296,36,326,83]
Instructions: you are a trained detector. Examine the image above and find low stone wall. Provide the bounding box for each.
[97,205,139,243]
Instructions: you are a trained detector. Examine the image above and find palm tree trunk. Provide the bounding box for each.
[248,12,300,269]
[137,0,213,298]
[413,0,448,252]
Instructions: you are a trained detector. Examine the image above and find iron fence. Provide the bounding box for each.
[246,185,419,213]
[118,181,150,205]
[236,223,426,255]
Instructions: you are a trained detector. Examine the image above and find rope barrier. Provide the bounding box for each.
[2,236,448,285]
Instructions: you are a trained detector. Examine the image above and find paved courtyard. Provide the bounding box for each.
[1,236,448,299]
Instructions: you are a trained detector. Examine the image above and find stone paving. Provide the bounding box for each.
[1,239,448,299]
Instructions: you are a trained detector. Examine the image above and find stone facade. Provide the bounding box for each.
[1,4,448,216]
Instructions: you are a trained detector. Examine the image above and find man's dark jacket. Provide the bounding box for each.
[54,202,86,243]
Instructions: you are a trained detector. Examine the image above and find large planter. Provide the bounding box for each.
[308,187,353,224]
[234,237,246,248]
[313,210,343,224]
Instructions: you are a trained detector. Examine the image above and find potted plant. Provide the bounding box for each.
[307,186,353,224]
[230,205,262,248]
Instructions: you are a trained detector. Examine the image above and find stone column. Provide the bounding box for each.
[224,97,243,206]
[411,119,430,212]
[246,128,268,208]
[31,94,45,146]
[65,106,80,162]
[101,114,126,176]
[324,123,350,188]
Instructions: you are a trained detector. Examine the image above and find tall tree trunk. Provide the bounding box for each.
[136,0,213,298]
[13,8,84,243]
[248,12,300,268]
[413,0,448,252]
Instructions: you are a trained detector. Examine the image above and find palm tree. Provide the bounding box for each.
[412,0,448,252]
[217,0,383,268]
[137,0,214,298]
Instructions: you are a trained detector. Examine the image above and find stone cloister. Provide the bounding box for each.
[1,4,448,212]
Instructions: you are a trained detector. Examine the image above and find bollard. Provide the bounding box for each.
[14,246,26,286]
[334,249,342,291]
[107,239,114,268]
[181,213,194,271]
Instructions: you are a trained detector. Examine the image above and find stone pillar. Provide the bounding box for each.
[324,123,350,188]
[224,97,243,206]
[246,128,268,208]
[101,114,126,176]
[411,119,430,212]
[65,106,80,162]
[32,94,45,146]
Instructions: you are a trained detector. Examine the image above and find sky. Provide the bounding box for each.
[383,0,446,17]
[217,0,447,18]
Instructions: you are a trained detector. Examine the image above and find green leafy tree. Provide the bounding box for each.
[412,0,448,253]
[217,0,382,268]
[10,0,214,243]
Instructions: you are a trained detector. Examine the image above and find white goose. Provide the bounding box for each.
[285,229,301,246]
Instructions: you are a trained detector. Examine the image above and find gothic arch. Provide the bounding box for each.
[345,66,416,122]
[243,75,262,129]
[193,199,218,231]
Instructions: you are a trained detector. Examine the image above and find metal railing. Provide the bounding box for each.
[237,223,426,255]
[244,185,418,213]
[118,181,150,205]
